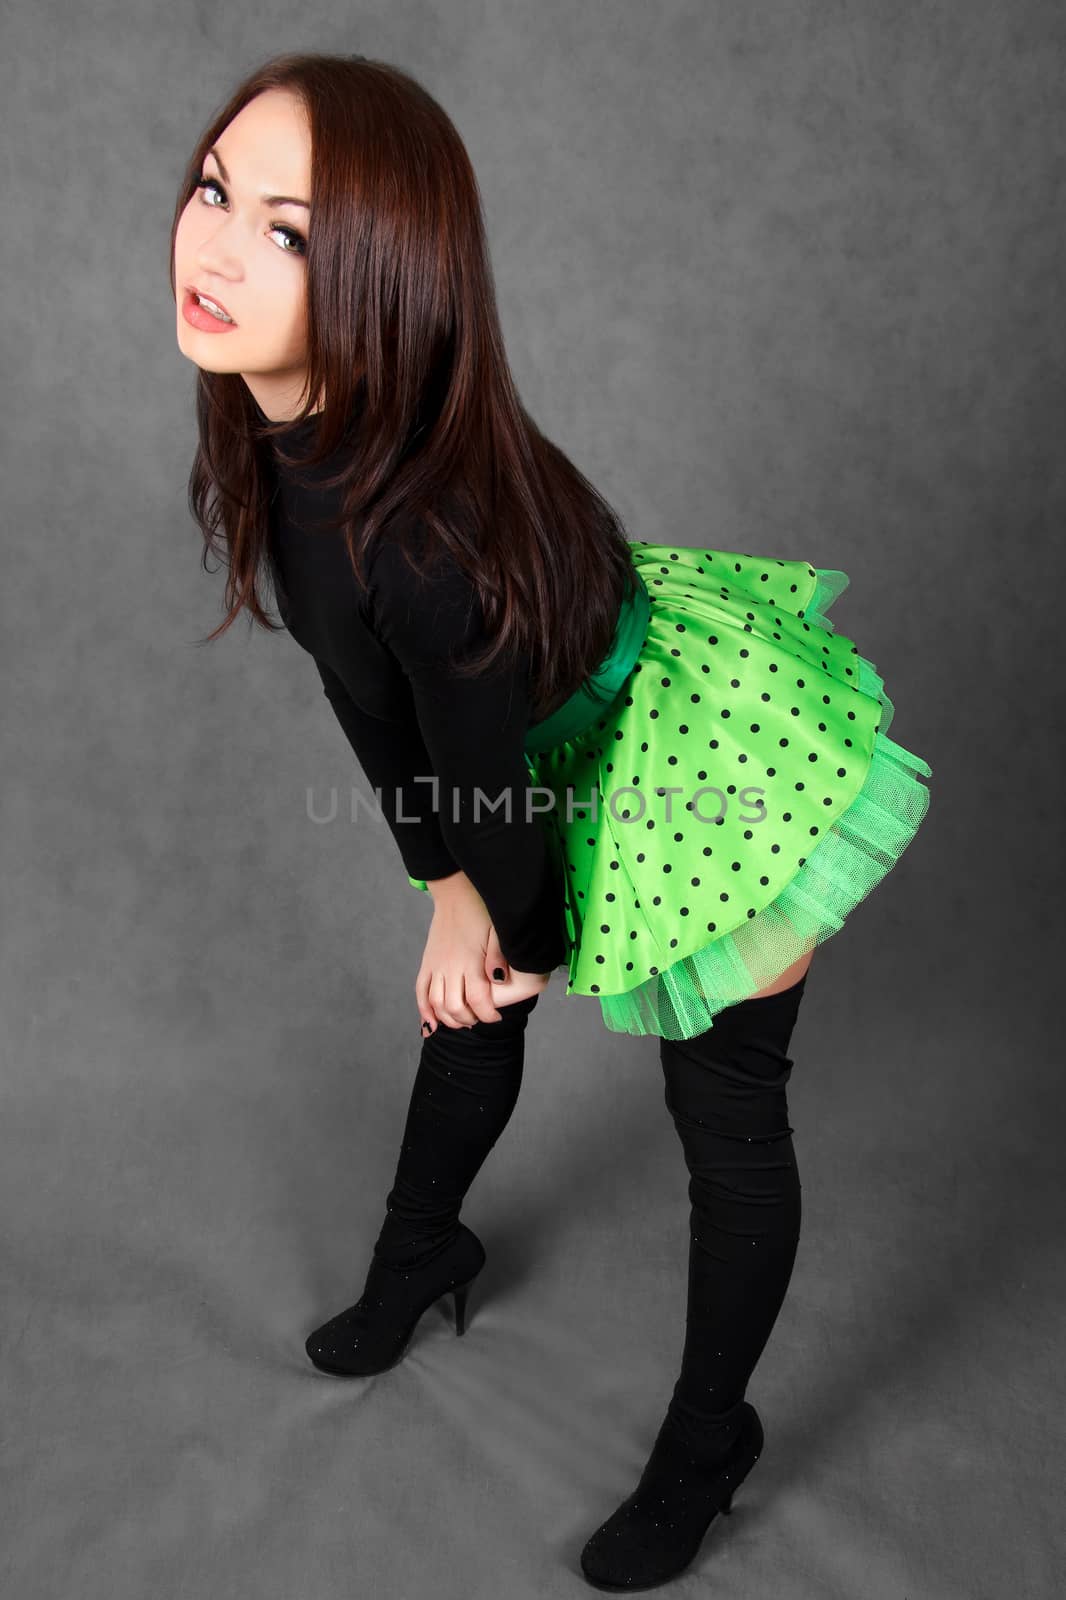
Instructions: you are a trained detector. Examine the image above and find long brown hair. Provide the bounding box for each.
[170,51,637,721]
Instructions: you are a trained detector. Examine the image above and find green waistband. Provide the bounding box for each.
[524,568,651,755]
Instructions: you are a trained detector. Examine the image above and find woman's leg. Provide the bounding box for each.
[749,945,814,997]
[305,993,540,1375]
[580,971,809,1587]
[659,971,808,1449]
[372,991,541,1268]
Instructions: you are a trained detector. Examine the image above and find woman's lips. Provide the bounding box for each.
[181,287,238,333]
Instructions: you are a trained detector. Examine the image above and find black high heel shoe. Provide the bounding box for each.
[578,1400,764,1591]
[304,1222,486,1377]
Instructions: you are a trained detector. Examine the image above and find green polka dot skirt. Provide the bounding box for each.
[520,540,932,1039]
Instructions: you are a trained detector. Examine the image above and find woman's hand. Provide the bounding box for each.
[415,872,553,1033]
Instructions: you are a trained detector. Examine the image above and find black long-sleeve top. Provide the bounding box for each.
[261,405,569,974]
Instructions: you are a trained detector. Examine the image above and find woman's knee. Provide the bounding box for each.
[659,976,808,1141]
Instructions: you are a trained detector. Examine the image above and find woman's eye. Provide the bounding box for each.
[193,176,307,256]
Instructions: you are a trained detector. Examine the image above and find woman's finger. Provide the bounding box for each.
[415,967,437,1036]
[490,970,548,1008]
[484,925,509,988]
[465,972,503,1025]
[430,968,467,1031]
[426,970,449,1033]
[437,969,479,1030]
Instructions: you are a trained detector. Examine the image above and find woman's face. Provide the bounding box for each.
[174,88,318,421]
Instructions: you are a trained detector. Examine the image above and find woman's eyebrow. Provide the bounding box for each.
[205,145,311,211]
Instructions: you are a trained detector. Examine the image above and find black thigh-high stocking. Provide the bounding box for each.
[579,974,810,1588]
[659,973,808,1452]
[372,993,540,1270]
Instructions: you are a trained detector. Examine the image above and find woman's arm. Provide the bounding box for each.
[313,655,463,884]
[367,526,569,978]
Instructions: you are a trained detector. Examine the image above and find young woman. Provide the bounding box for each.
[171,53,932,1592]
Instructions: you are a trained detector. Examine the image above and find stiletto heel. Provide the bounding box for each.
[452,1278,473,1335]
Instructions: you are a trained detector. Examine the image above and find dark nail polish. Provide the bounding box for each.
[493,968,505,981]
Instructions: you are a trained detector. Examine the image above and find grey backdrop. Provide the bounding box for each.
[3,2,1062,1597]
